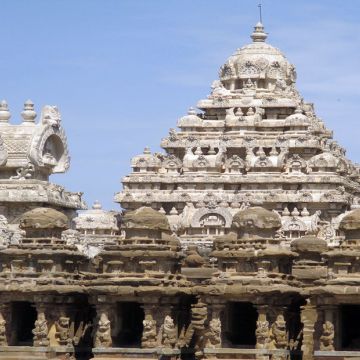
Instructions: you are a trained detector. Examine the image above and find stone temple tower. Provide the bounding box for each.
[116,22,360,252]
[1,21,360,360]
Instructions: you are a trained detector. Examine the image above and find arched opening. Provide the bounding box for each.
[42,134,65,168]
[199,213,226,236]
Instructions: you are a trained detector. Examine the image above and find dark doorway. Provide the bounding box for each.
[114,302,144,347]
[73,297,95,360]
[224,302,257,348]
[11,302,37,346]
[287,297,306,360]
[341,305,360,349]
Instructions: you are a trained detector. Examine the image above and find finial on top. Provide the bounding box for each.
[21,99,37,123]
[143,147,151,154]
[0,100,11,122]
[251,22,267,42]
[251,3,267,42]
[188,107,196,115]
[258,3,263,23]
[92,200,102,210]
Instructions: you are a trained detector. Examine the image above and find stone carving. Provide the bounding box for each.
[159,315,177,348]
[256,320,270,349]
[205,318,221,348]
[141,316,157,348]
[219,63,235,78]
[0,215,12,248]
[61,229,82,246]
[163,154,182,172]
[183,245,206,268]
[0,137,8,166]
[41,105,61,128]
[284,154,308,174]
[0,318,6,346]
[94,312,112,348]
[320,321,334,351]
[33,311,49,347]
[269,315,287,349]
[0,20,360,360]
[10,162,35,180]
[55,316,72,346]
[0,307,8,347]
[225,155,245,173]
[210,80,231,98]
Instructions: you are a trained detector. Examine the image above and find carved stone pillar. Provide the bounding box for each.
[94,304,112,348]
[207,303,223,348]
[301,299,318,360]
[154,302,173,339]
[0,304,10,346]
[255,305,270,350]
[33,303,49,347]
[270,307,288,350]
[254,305,270,360]
[141,304,157,348]
[319,305,335,351]
[54,306,72,346]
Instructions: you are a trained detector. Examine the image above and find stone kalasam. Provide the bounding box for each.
[339,209,360,230]
[291,236,328,253]
[232,207,282,230]
[19,207,69,229]
[122,206,171,232]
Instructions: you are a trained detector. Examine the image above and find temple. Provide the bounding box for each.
[0,22,359,360]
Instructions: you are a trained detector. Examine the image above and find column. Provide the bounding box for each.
[54,306,72,346]
[207,303,224,348]
[33,303,49,347]
[0,304,10,346]
[94,304,112,348]
[301,299,318,360]
[141,303,157,348]
[255,305,269,350]
[254,305,270,360]
[319,305,335,351]
[269,306,288,360]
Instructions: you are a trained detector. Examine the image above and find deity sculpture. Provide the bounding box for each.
[141,316,157,348]
[10,162,35,180]
[55,316,72,346]
[94,312,112,348]
[270,315,287,349]
[256,320,270,349]
[205,318,221,348]
[320,321,334,351]
[159,315,177,348]
[0,319,6,346]
[32,311,49,346]
[41,105,61,127]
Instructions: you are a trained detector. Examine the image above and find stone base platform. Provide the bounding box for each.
[0,346,74,359]
[315,351,360,360]
[203,348,292,359]
[92,347,180,359]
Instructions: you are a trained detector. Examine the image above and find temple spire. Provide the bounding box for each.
[258,3,263,23]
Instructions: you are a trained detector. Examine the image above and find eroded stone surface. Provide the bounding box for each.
[0,22,360,360]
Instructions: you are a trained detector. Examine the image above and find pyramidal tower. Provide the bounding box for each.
[116,22,360,251]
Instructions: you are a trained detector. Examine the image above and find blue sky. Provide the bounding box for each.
[1,0,360,210]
